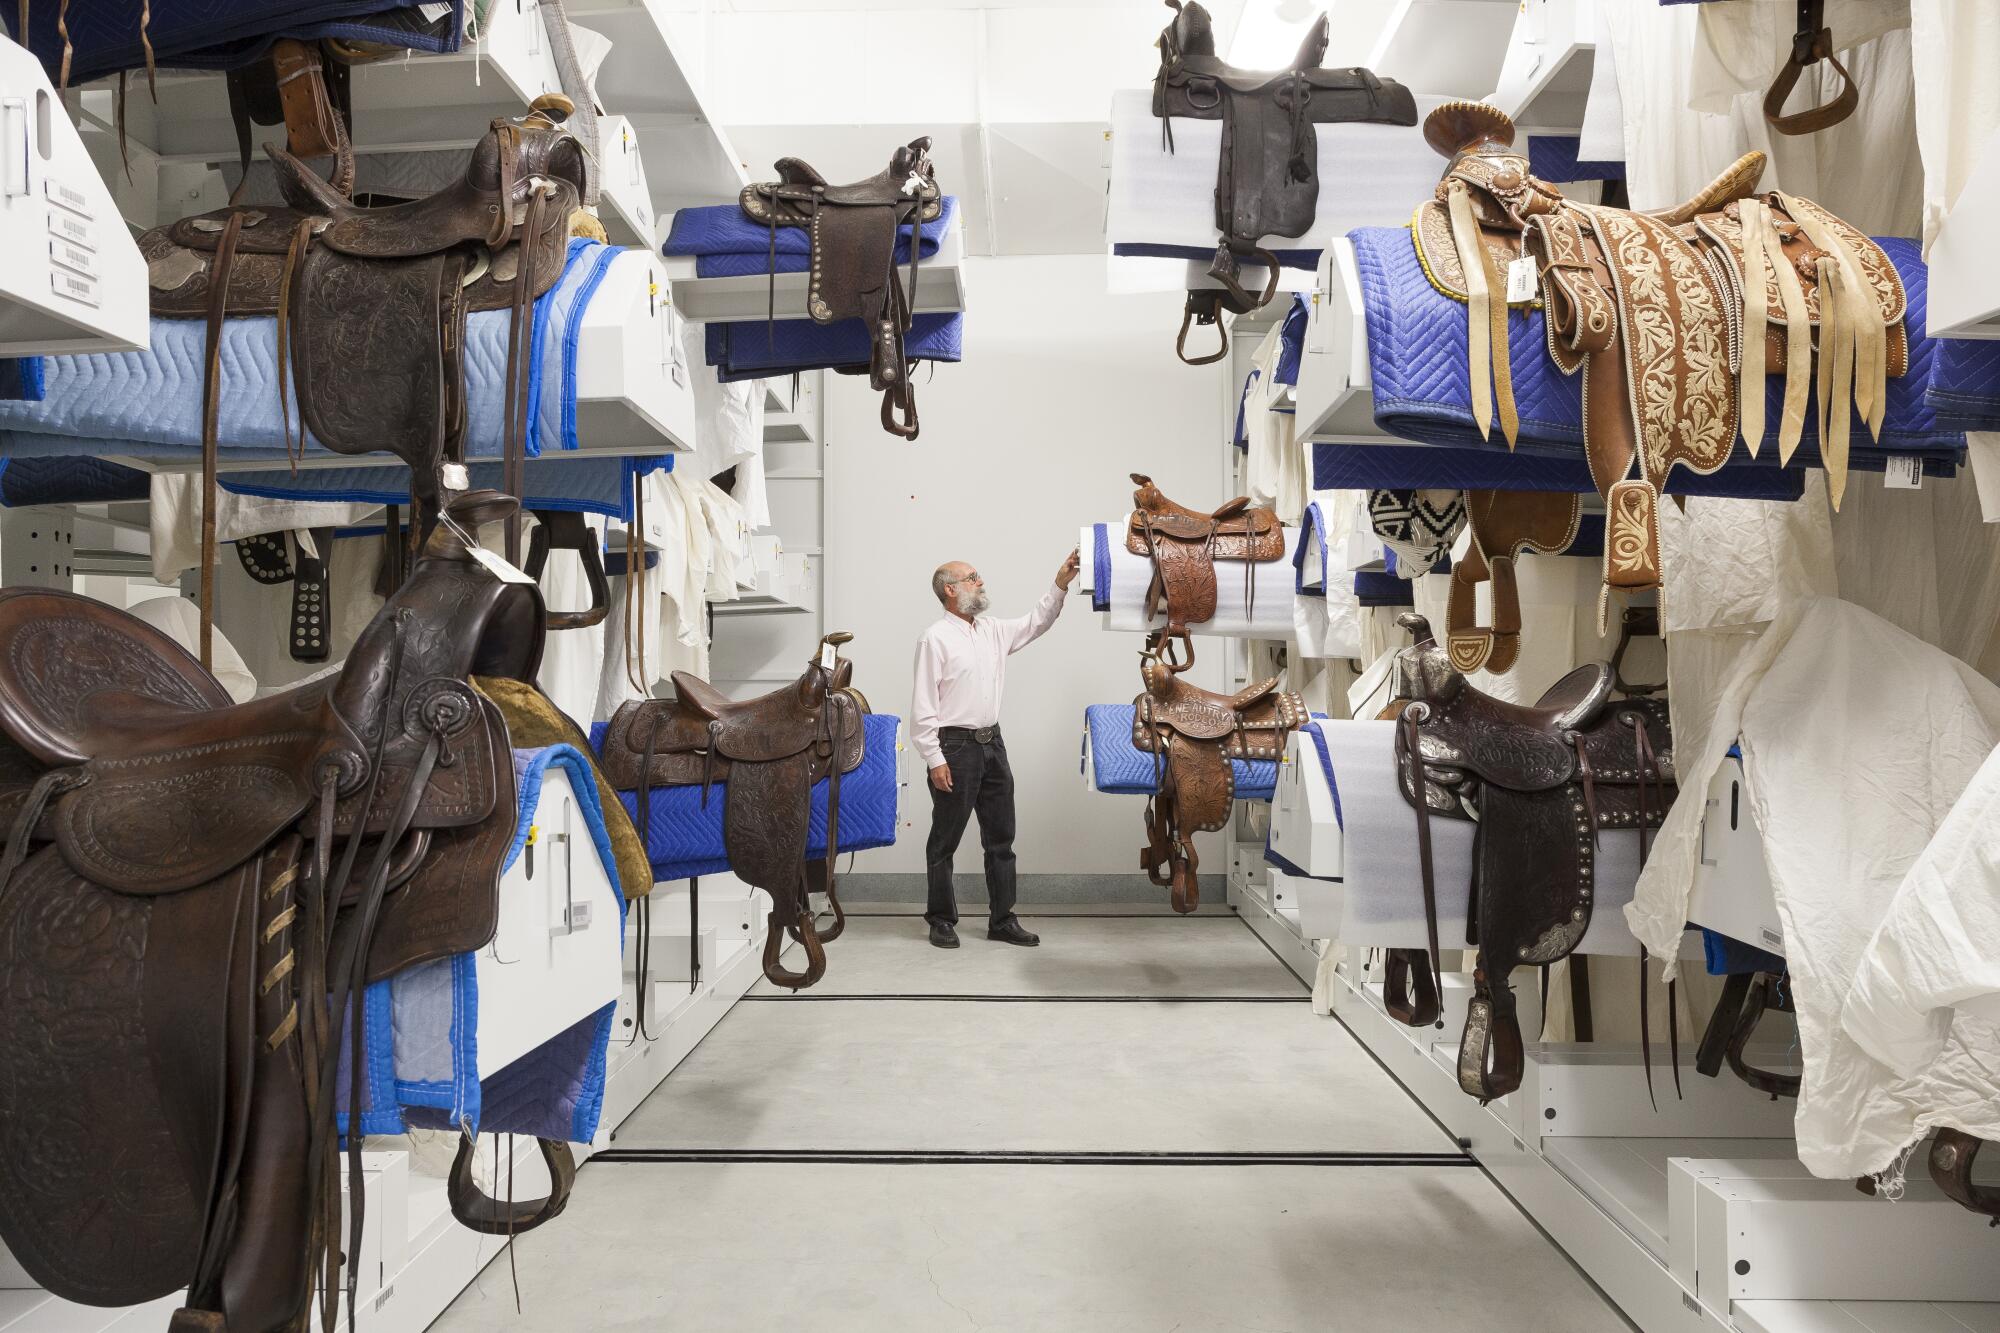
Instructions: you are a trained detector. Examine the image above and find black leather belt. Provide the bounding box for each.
[940,725,999,744]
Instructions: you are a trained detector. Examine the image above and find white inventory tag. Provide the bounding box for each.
[819,641,838,671]
[1884,456,1923,490]
[417,2,453,20]
[1505,254,1538,304]
[467,543,538,586]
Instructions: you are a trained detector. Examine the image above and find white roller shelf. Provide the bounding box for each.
[1366,0,1519,101]
[0,38,148,354]
[1925,124,2000,339]
[1294,239,1393,441]
[1490,0,1598,131]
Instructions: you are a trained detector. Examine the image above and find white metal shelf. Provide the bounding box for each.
[1490,0,1598,131]
[1926,123,2000,339]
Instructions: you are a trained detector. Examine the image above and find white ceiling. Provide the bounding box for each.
[694,0,1510,256]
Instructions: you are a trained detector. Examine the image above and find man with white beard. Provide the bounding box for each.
[910,550,1081,949]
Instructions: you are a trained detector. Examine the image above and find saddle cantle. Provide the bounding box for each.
[0,490,580,1333]
[1410,102,1904,644]
[1126,472,1285,671]
[1151,0,1415,363]
[1389,614,1675,1103]
[740,139,943,439]
[1131,654,1306,913]
[599,636,868,991]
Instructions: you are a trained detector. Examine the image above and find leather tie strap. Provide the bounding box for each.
[1737,198,1771,456]
[1767,213,1814,465]
[1448,180,1496,442]
[200,211,247,671]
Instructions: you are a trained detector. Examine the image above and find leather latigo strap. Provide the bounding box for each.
[1131,655,1305,913]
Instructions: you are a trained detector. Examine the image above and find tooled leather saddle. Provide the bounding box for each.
[1412,101,1904,641]
[140,94,588,665]
[1151,0,1415,364]
[1389,614,1674,1103]
[598,635,867,992]
[1127,472,1286,671]
[0,490,575,1333]
[1133,654,1306,913]
[740,139,943,440]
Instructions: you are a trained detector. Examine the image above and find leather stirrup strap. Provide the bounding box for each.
[448,1135,577,1234]
[1763,0,1859,136]
[200,211,247,670]
[1446,180,1496,442]
[1401,710,1446,1006]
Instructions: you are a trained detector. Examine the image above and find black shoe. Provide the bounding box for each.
[987,919,1040,947]
[929,921,960,949]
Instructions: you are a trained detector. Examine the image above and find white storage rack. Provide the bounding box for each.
[1249,723,2000,1333]
[0,8,792,1327]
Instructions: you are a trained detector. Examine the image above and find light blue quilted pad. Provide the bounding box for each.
[1084,703,1278,802]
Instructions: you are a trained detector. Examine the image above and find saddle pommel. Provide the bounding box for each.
[526,93,574,127]
[822,631,855,649]
[1396,612,1436,646]
[1423,101,1516,162]
[429,489,520,557]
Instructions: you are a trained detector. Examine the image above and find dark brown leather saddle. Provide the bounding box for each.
[599,635,867,991]
[1127,472,1285,671]
[1389,614,1674,1103]
[1413,101,1903,634]
[0,490,577,1332]
[740,139,943,440]
[140,95,588,666]
[1132,653,1305,914]
[1151,0,1415,363]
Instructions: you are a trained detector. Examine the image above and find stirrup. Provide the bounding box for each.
[1175,299,1229,366]
[761,906,828,990]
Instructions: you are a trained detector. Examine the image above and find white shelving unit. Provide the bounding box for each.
[1925,124,2000,339]
[1489,0,1599,131]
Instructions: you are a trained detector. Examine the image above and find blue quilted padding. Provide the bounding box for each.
[0,457,147,506]
[1354,569,1413,606]
[1527,136,1625,182]
[0,238,618,465]
[664,197,957,276]
[1927,336,2000,430]
[1274,295,1308,387]
[589,713,901,883]
[1352,226,1966,476]
[7,1,462,83]
[1309,440,1807,497]
[707,312,963,381]
[1084,704,1278,802]
[221,455,669,518]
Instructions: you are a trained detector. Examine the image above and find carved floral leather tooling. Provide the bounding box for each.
[740,140,943,439]
[1126,472,1286,671]
[1412,102,1903,632]
[1131,653,1306,914]
[1151,0,1416,364]
[1389,614,1675,1103]
[0,490,576,1333]
[599,636,867,992]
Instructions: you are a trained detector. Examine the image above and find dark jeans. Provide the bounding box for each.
[925,726,1018,928]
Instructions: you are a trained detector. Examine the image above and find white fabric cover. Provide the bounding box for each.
[1909,0,2000,250]
[1242,324,1308,524]
[149,473,381,583]
[1842,743,2000,1173]
[1622,597,2000,1180]
[126,595,258,703]
[1293,490,1368,662]
[1095,522,1298,637]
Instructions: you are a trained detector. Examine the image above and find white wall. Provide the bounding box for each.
[823,254,1227,876]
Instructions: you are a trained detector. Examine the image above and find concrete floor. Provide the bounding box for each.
[433,912,1629,1332]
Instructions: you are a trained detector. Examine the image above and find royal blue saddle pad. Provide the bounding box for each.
[6,1,462,85]
[1084,704,1279,802]
[1351,225,1971,482]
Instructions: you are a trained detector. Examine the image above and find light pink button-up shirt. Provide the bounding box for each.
[910,583,1067,768]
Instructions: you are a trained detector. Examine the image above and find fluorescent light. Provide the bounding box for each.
[1225,0,1326,69]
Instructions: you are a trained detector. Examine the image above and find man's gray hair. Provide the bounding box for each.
[931,563,957,605]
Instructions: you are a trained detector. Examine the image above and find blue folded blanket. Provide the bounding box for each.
[7,1,462,84]
[220,455,672,519]
[663,196,958,276]
[1085,704,1278,802]
[707,312,963,383]
[0,359,41,401]
[0,457,148,506]
[1351,225,1969,479]
[0,238,621,466]
[339,745,623,1143]
[1309,439,1805,499]
[589,713,902,883]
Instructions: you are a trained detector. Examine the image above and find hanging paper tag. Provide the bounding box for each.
[819,641,838,671]
[1505,254,1538,304]
[1884,456,1923,490]
[467,543,538,586]
[417,2,453,21]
